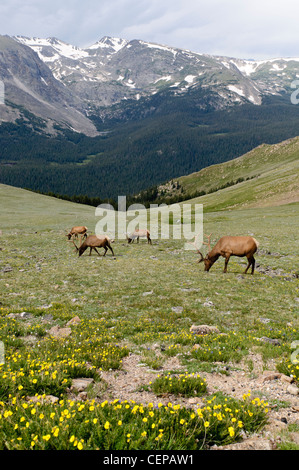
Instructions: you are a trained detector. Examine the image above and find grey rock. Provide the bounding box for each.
[287,384,299,396]
[48,326,72,338]
[190,325,220,335]
[260,336,281,346]
[71,378,94,392]
[172,306,183,314]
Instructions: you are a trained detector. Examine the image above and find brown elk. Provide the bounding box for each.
[126,229,152,244]
[67,226,88,242]
[194,234,259,274]
[73,235,115,257]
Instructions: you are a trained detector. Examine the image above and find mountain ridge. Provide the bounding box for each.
[1,33,298,134]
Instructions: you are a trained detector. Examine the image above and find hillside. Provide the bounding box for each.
[158,136,299,211]
[1,134,298,218]
[0,183,96,232]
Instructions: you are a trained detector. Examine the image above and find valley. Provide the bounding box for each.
[1,35,299,199]
[0,33,298,450]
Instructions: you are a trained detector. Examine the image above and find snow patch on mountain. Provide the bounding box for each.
[15,36,89,60]
[139,40,177,57]
[88,36,128,53]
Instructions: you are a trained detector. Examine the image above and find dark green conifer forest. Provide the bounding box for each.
[1,92,299,200]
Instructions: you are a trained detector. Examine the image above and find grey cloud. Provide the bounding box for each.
[0,0,299,59]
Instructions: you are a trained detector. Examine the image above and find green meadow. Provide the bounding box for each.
[0,142,298,450]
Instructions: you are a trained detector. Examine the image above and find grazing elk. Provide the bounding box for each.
[73,234,115,257]
[126,229,152,244]
[67,226,88,242]
[193,234,259,274]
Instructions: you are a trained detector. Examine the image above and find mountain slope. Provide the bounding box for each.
[1,34,299,134]
[15,35,299,111]
[168,136,299,210]
[1,92,299,199]
[0,36,98,135]
[1,135,298,224]
[15,35,262,110]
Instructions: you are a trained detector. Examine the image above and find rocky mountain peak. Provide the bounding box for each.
[1,34,299,135]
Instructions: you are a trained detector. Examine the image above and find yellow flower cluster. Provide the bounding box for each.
[0,386,270,450]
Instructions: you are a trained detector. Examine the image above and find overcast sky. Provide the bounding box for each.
[0,0,299,59]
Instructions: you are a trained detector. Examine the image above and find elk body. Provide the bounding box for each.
[127,229,152,244]
[197,235,259,274]
[73,235,115,257]
[67,226,88,241]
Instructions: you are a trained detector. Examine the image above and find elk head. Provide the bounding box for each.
[197,251,213,271]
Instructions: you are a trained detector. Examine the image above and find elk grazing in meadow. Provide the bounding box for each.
[126,229,152,244]
[67,226,88,242]
[193,234,259,274]
[72,235,115,257]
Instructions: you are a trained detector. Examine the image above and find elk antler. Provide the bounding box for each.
[196,251,205,263]
[203,233,212,251]
[188,233,205,263]
[71,238,79,252]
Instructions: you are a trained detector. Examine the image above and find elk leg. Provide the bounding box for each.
[251,257,255,274]
[89,247,92,256]
[108,245,114,256]
[244,255,255,274]
[223,254,231,273]
[94,247,102,256]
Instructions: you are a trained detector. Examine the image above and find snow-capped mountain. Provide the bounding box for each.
[1,34,299,135]
[14,35,263,108]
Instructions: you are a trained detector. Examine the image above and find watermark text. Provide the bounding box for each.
[95,196,203,250]
[0,80,4,105]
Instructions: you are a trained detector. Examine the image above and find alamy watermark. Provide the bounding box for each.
[291,340,299,365]
[291,80,299,104]
[0,341,4,365]
[0,80,4,105]
[95,196,203,250]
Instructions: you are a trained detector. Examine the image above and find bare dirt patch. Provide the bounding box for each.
[98,352,299,450]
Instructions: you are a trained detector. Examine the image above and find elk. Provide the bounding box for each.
[126,229,152,244]
[193,234,259,274]
[73,235,115,257]
[67,226,88,242]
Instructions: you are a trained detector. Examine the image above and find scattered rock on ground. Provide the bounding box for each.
[66,316,81,326]
[48,325,72,338]
[190,325,220,335]
[172,306,183,313]
[212,437,276,450]
[259,336,281,346]
[71,378,94,393]
[26,395,59,404]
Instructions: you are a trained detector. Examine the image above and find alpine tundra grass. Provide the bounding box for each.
[0,182,298,450]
